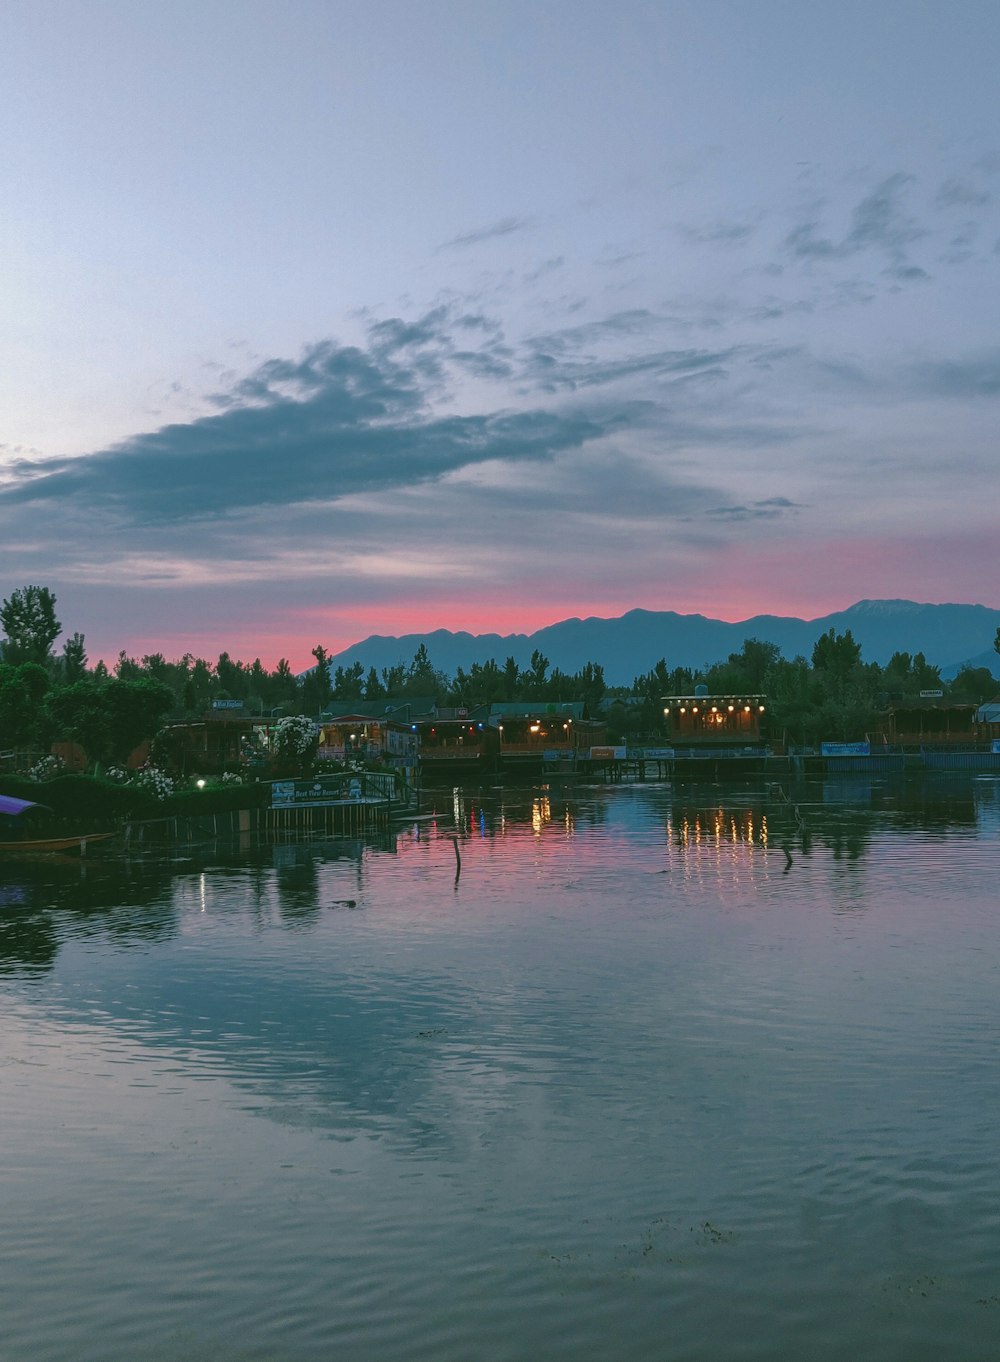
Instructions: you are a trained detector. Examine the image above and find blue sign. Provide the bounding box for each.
[821,741,871,757]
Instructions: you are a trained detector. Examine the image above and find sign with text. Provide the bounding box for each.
[589,746,627,761]
[271,776,349,808]
[821,741,871,757]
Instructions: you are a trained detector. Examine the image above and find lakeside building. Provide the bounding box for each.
[974,699,1000,742]
[316,714,417,770]
[874,699,979,747]
[157,708,278,776]
[661,692,769,748]
[414,706,492,772]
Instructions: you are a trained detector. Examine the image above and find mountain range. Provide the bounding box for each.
[327,600,1000,687]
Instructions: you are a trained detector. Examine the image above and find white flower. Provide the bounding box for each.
[29,754,65,782]
[133,765,174,800]
[273,715,319,759]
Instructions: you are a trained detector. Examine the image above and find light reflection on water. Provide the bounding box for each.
[1,776,999,1361]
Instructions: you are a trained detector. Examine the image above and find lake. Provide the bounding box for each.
[2,775,999,1361]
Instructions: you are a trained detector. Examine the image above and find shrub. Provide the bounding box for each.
[28,754,65,782]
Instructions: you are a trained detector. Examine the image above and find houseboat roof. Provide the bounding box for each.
[488,702,586,720]
[319,713,414,731]
[662,693,766,703]
[320,698,438,722]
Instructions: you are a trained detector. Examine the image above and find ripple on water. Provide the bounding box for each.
[2,781,1000,1360]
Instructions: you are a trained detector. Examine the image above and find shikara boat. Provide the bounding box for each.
[0,794,116,855]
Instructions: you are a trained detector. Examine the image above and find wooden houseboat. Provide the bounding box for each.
[661,692,769,748]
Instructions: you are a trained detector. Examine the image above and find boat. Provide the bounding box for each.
[0,794,116,855]
[0,831,118,854]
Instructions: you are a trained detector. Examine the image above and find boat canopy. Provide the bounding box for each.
[0,795,50,818]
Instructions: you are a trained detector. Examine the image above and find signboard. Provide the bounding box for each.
[821,741,871,757]
[212,699,244,710]
[589,746,627,761]
[919,689,944,699]
[644,748,676,759]
[271,776,352,808]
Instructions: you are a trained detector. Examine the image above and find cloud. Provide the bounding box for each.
[676,218,757,248]
[936,177,991,208]
[0,319,617,527]
[705,497,803,522]
[905,354,1000,398]
[437,216,532,251]
[783,174,928,279]
[523,256,565,284]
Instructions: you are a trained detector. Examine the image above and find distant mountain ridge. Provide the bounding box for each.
[327,600,1000,687]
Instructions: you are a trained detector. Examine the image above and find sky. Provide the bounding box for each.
[1,0,998,669]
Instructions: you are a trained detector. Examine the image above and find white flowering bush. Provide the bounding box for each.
[105,765,130,784]
[132,765,174,800]
[273,715,319,761]
[29,754,66,781]
[221,771,243,786]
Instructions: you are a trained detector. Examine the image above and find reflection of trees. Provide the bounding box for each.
[271,840,367,923]
[272,843,322,923]
[0,907,59,975]
[0,856,180,976]
[891,777,977,832]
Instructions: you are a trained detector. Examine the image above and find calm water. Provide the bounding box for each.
[2,776,999,1361]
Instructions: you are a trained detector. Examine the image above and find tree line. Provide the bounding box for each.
[1,585,998,764]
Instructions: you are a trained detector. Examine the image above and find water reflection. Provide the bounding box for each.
[0,855,181,976]
[2,776,994,982]
[3,775,1000,1362]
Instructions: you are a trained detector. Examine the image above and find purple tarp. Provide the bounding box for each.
[0,795,45,818]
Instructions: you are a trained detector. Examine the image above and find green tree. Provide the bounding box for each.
[215,652,247,700]
[363,667,386,700]
[271,659,299,707]
[402,645,446,699]
[302,645,333,713]
[811,628,862,680]
[503,656,519,701]
[103,677,174,763]
[61,632,89,684]
[45,681,111,766]
[948,666,996,703]
[0,586,61,666]
[524,649,549,697]
[994,626,1000,658]
[332,662,365,701]
[381,663,406,697]
[0,662,51,753]
[579,660,606,711]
